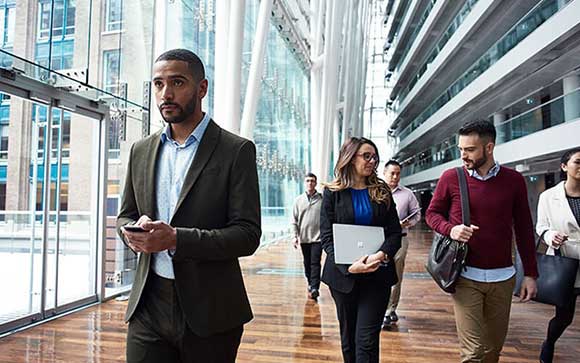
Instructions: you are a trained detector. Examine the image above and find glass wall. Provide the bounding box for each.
[0,0,154,306]
[159,0,311,244]
[0,92,101,331]
[0,96,46,327]
[0,0,312,334]
[242,0,310,243]
[162,0,215,114]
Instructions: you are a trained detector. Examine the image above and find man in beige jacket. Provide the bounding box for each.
[292,173,323,300]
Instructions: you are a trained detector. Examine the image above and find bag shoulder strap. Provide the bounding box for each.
[537,230,562,256]
[455,167,470,225]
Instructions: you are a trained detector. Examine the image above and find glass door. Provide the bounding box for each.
[0,86,105,334]
[0,94,45,329]
[43,106,100,315]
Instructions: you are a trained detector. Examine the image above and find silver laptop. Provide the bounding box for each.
[332,224,385,264]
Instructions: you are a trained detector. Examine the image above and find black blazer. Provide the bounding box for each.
[117,120,261,337]
[320,188,402,293]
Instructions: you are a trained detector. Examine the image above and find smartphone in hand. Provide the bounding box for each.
[124,225,147,233]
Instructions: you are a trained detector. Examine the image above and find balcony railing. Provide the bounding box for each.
[397,0,568,142]
[394,0,480,108]
[391,0,439,74]
[401,87,580,177]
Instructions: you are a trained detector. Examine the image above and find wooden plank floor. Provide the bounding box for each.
[0,224,578,362]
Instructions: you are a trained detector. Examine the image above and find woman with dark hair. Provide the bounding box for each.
[320,137,402,363]
[536,147,580,363]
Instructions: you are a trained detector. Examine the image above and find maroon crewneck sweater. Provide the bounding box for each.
[426,166,538,277]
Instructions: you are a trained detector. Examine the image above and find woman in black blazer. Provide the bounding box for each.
[320,137,402,363]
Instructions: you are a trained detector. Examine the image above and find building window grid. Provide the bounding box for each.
[35,39,74,73]
[38,0,76,41]
[33,105,71,161]
[105,0,123,32]
[0,3,15,47]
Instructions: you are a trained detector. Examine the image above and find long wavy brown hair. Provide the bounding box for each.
[324,137,391,206]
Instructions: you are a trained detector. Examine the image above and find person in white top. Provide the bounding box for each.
[382,160,421,327]
[536,147,580,363]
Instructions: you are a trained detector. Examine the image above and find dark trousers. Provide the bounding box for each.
[330,278,391,363]
[300,242,322,290]
[546,288,580,346]
[126,273,243,363]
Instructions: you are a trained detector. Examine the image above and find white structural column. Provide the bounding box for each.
[316,0,336,182]
[310,0,326,180]
[223,0,246,133]
[350,0,368,138]
[318,0,346,181]
[214,0,231,126]
[563,73,580,122]
[240,0,274,139]
[340,0,359,141]
[493,112,506,125]
[153,0,167,57]
[493,112,507,143]
[354,0,371,138]
[310,0,373,180]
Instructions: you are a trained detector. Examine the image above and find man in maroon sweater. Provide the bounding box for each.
[426,120,538,363]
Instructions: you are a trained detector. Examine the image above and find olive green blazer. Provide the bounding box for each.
[117,120,261,337]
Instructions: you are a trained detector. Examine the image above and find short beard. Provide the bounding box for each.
[465,152,487,170]
[159,96,197,124]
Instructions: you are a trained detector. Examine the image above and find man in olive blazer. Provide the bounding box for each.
[117,49,261,363]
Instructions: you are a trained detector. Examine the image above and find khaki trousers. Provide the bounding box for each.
[452,276,515,363]
[387,238,409,314]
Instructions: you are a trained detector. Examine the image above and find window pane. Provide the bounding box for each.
[65,0,75,35]
[6,7,14,44]
[106,0,123,31]
[52,1,64,32]
[39,2,51,39]
[0,95,47,326]
[103,50,120,94]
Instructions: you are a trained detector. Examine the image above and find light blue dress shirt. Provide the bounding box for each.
[151,113,211,279]
[461,161,516,283]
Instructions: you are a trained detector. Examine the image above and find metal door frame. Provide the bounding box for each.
[0,68,110,336]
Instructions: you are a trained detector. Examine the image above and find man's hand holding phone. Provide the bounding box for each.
[124,225,147,233]
[122,215,177,253]
[122,215,152,252]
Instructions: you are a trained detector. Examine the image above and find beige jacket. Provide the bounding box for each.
[291,192,322,244]
[536,181,580,287]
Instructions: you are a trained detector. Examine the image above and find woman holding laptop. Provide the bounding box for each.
[320,137,402,363]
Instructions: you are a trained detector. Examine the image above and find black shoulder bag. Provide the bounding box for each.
[514,232,579,307]
[426,167,469,294]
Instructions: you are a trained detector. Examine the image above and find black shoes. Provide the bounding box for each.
[307,286,319,300]
[539,341,554,363]
[382,311,399,329]
[310,289,319,299]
